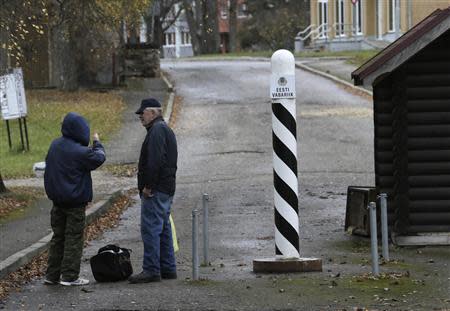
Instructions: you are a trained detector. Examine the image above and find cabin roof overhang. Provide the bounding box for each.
[352,8,450,87]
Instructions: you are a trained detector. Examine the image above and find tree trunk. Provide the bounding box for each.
[182,0,202,55]
[0,26,9,72]
[153,15,163,48]
[144,14,154,44]
[0,172,7,193]
[205,0,220,54]
[48,21,78,90]
[228,0,237,52]
[202,0,220,54]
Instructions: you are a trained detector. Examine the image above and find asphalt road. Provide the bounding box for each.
[3,60,449,311]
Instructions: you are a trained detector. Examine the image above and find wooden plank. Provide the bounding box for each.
[410,200,450,212]
[409,174,450,186]
[253,258,322,273]
[410,212,450,224]
[408,112,450,125]
[406,74,450,87]
[408,99,450,112]
[409,124,450,137]
[408,150,450,161]
[408,137,450,149]
[409,162,450,174]
[392,232,450,246]
[406,62,450,74]
[409,187,450,199]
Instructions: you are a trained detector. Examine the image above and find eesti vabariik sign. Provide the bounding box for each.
[270,75,296,99]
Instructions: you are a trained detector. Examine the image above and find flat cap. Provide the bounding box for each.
[135,98,161,114]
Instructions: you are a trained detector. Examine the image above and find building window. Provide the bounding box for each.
[165,32,175,46]
[389,0,397,32]
[353,0,363,35]
[335,0,345,36]
[181,31,191,45]
[220,0,230,19]
[238,3,248,18]
[318,0,328,38]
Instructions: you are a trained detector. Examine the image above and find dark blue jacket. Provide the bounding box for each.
[138,116,177,195]
[44,112,106,206]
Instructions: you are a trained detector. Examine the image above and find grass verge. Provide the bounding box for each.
[0,90,125,178]
[193,49,379,68]
[0,187,44,219]
[295,49,380,66]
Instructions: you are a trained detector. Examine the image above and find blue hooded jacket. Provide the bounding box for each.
[44,112,106,206]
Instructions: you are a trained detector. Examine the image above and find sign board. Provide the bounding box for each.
[0,68,27,120]
[270,74,296,99]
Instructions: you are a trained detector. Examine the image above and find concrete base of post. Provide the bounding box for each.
[253,257,322,273]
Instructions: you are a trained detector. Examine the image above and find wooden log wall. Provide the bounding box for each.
[373,29,450,234]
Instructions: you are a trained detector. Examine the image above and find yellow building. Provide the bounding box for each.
[296,0,450,51]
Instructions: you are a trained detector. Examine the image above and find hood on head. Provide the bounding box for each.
[61,112,90,146]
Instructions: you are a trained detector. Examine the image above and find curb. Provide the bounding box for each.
[295,62,373,98]
[160,71,174,92]
[0,190,123,279]
[161,71,175,122]
[161,56,270,63]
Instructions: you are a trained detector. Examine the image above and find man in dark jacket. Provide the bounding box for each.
[44,112,105,286]
[128,98,178,283]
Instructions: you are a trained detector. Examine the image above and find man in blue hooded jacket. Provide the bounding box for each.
[44,112,106,286]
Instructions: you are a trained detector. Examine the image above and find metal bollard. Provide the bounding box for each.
[202,193,209,266]
[368,202,379,276]
[192,209,199,280]
[379,193,389,261]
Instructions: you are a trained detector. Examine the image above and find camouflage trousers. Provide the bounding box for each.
[46,204,86,282]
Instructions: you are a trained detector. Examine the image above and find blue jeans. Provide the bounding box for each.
[140,191,176,275]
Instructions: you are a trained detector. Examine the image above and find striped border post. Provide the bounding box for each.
[252,50,322,272]
[270,50,299,259]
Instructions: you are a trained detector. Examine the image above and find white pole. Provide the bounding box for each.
[192,209,199,280]
[270,50,299,259]
[368,202,380,276]
[379,193,390,261]
[407,0,413,30]
[202,193,209,265]
[395,0,401,39]
[174,3,181,58]
[377,0,383,40]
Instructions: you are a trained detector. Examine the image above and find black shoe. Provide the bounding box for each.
[161,271,177,279]
[43,278,59,285]
[128,271,161,284]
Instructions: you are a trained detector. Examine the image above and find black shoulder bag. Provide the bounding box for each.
[90,244,133,282]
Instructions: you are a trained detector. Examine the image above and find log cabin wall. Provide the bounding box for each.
[373,29,450,234]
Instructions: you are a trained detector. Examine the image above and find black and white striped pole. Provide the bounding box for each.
[253,49,322,272]
[271,50,299,258]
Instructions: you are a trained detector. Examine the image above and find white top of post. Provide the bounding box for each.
[271,50,296,100]
[271,49,295,76]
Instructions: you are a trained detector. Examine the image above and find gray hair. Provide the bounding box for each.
[144,107,162,116]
